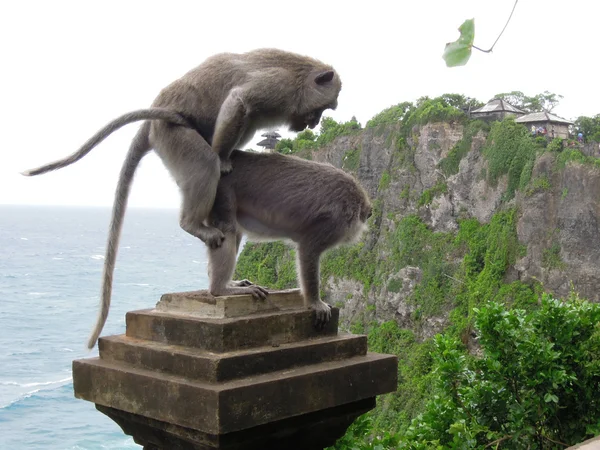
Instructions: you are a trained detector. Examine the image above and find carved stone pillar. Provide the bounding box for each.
[73,290,398,449]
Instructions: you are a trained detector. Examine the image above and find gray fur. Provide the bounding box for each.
[208,150,372,327]
[22,48,342,348]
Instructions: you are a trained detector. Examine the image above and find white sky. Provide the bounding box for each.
[1,0,597,208]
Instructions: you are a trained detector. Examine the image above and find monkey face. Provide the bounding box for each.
[289,109,324,132]
[305,110,324,129]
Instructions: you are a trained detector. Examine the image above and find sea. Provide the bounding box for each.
[0,205,213,449]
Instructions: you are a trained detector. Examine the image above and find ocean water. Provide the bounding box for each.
[0,205,212,449]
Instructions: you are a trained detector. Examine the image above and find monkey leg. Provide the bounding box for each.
[228,234,253,286]
[180,185,225,249]
[296,244,332,329]
[152,124,225,248]
[208,230,268,300]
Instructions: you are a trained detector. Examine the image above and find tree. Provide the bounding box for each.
[438,94,484,111]
[494,90,563,112]
[574,114,600,142]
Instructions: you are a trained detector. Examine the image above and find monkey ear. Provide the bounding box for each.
[315,70,335,85]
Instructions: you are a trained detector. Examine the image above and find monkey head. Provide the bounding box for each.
[289,69,342,133]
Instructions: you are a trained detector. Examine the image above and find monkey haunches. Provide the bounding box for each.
[207,149,372,329]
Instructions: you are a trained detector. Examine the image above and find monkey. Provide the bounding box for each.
[206,149,373,329]
[21,49,342,348]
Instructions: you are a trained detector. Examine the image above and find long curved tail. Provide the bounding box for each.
[22,108,190,176]
[86,121,151,349]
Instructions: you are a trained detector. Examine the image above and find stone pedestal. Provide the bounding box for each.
[73,289,398,449]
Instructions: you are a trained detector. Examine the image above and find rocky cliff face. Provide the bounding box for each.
[312,122,600,332]
[516,153,600,301]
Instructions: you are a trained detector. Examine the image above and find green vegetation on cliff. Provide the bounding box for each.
[483,118,539,200]
[235,97,600,449]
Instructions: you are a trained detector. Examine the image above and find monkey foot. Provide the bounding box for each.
[219,158,233,175]
[311,300,332,330]
[202,228,226,249]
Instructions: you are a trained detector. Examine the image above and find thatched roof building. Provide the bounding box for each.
[470,98,525,121]
[515,112,573,139]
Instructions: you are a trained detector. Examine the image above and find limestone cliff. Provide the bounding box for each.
[311,122,600,335]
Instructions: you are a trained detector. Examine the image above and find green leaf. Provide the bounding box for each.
[544,393,559,403]
[443,19,475,67]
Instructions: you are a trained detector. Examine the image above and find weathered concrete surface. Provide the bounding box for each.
[73,289,398,449]
[569,436,600,449]
[97,398,376,450]
[99,333,367,382]
[156,289,305,318]
[73,352,397,434]
[126,307,339,352]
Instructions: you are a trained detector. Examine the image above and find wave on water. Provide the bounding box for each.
[52,257,64,260]
[0,377,72,409]
[3,349,42,357]
[20,237,29,241]
[1,376,72,388]
[0,388,41,409]
[90,255,105,260]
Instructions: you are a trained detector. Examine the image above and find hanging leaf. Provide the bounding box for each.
[443,19,475,67]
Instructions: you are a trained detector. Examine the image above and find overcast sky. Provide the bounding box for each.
[2,0,598,208]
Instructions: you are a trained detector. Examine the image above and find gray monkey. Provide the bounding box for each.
[22,49,342,348]
[207,150,373,329]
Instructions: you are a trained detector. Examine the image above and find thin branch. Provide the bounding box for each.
[473,0,519,53]
[542,435,569,447]
[485,435,512,448]
[444,273,465,284]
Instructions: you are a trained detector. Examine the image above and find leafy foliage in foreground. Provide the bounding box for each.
[403,295,600,449]
[329,296,600,449]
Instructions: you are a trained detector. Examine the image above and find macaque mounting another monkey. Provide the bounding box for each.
[22,49,342,348]
[207,150,372,329]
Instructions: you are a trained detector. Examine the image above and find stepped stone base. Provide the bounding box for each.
[73,290,398,449]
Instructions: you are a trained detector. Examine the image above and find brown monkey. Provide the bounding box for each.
[207,150,372,328]
[22,49,342,348]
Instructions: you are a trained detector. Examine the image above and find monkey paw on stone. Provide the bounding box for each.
[312,300,332,330]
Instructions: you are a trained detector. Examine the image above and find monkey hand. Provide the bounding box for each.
[220,158,233,175]
[312,300,332,330]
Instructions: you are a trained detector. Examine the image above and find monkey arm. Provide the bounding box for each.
[212,88,248,173]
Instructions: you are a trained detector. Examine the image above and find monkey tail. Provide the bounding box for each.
[87,121,151,349]
[22,108,190,176]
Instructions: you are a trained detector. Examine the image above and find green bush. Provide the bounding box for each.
[403,295,600,449]
[439,120,489,176]
[417,182,448,207]
[367,102,415,129]
[317,116,362,146]
[483,118,539,200]
[343,148,361,171]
